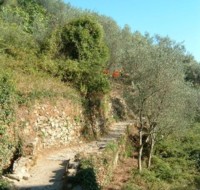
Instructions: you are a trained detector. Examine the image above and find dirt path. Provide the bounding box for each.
[13,121,132,190]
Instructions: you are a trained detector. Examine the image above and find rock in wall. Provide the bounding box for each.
[16,99,85,156]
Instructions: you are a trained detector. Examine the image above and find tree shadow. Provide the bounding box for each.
[14,160,69,190]
[64,167,100,190]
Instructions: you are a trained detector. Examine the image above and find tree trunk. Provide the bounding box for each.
[147,134,155,169]
[138,129,143,172]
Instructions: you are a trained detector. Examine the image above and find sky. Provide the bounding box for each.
[64,0,200,62]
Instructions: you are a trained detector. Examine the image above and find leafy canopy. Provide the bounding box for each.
[59,17,109,95]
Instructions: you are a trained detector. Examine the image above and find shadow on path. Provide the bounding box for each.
[14,122,132,190]
[16,160,68,190]
[64,167,100,190]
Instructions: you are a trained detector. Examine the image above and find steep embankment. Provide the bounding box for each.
[12,121,132,190]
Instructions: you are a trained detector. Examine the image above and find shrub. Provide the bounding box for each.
[0,72,15,124]
[61,16,108,62]
[151,156,175,182]
[0,72,16,174]
[68,159,100,190]
[0,20,37,57]
[57,17,110,96]
[0,179,12,190]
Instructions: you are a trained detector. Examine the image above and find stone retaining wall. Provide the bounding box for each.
[16,100,85,156]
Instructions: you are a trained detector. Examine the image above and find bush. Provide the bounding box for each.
[59,17,110,96]
[0,179,12,190]
[0,72,15,124]
[68,159,100,190]
[0,20,38,57]
[151,156,176,182]
[75,168,100,190]
[61,16,108,62]
[0,72,16,174]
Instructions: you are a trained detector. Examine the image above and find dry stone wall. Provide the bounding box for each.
[16,99,85,156]
[37,114,83,148]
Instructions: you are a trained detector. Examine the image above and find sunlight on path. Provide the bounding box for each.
[14,121,132,190]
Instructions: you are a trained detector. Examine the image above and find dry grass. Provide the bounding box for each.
[13,68,83,104]
[14,71,77,96]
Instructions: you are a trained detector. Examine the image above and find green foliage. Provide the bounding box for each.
[0,72,16,175]
[151,156,178,182]
[181,123,200,171]
[36,0,81,27]
[0,131,15,174]
[17,0,50,46]
[57,60,83,83]
[0,72,15,124]
[149,124,200,187]
[41,28,63,58]
[0,1,199,188]
[61,16,108,61]
[0,179,11,190]
[69,159,100,190]
[0,20,37,57]
[75,168,100,190]
[7,0,49,33]
[105,141,118,153]
[111,98,127,121]
[16,90,58,105]
[57,17,110,95]
[127,168,170,190]
[0,0,4,6]
[123,32,197,172]
[85,72,110,94]
[124,139,134,158]
[0,0,52,55]
[122,183,142,190]
[185,63,200,87]
[92,14,122,70]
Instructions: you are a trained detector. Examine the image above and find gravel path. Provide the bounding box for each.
[14,121,132,190]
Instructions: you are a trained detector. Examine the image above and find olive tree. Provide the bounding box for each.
[96,15,122,70]
[123,33,196,172]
